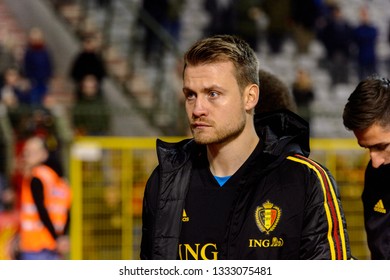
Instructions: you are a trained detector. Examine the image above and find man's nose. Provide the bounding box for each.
[370,152,385,168]
[192,97,207,117]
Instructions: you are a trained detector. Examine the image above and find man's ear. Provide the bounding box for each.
[244,84,259,111]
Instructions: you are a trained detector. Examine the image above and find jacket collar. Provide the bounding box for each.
[254,109,310,158]
[156,138,195,172]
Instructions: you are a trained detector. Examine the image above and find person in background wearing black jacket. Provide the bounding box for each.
[343,75,390,260]
[70,36,106,101]
[141,34,352,260]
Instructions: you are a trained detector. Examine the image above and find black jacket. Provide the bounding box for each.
[363,162,390,259]
[141,110,352,259]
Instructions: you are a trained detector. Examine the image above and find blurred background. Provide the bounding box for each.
[0,0,389,260]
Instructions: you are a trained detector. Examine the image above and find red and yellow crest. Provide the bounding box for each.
[255,201,281,234]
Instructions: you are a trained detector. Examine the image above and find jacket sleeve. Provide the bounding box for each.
[31,177,58,240]
[288,155,352,260]
[140,167,159,260]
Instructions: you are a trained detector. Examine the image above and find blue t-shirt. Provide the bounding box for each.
[214,175,231,186]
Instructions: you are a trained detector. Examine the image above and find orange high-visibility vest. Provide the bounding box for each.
[20,165,71,252]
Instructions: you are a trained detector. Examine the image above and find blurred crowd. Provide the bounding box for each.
[0,2,109,259]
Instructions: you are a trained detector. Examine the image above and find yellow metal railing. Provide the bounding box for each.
[69,137,184,260]
[69,137,370,260]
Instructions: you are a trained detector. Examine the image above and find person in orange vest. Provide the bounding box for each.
[19,136,71,260]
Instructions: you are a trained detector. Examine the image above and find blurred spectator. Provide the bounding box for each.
[0,67,30,107]
[18,136,71,260]
[69,35,106,100]
[203,0,235,37]
[22,27,53,105]
[9,107,60,212]
[352,6,378,81]
[0,27,18,89]
[13,107,57,142]
[292,68,315,124]
[233,0,267,52]
[139,0,170,63]
[255,68,297,114]
[137,0,184,64]
[290,0,322,54]
[72,75,111,136]
[0,67,31,128]
[261,0,291,54]
[317,4,353,85]
[164,0,185,43]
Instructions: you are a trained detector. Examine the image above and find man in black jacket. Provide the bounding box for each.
[141,35,352,260]
[343,75,390,259]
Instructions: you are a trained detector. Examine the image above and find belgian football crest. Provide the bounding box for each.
[255,201,281,234]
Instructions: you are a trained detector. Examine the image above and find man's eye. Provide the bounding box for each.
[209,91,219,98]
[185,92,196,100]
[378,144,390,151]
[371,143,390,152]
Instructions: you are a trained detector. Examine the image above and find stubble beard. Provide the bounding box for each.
[191,115,246,145]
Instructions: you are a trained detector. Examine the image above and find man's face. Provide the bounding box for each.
[182,61,251,145]
[354,123,390,168]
